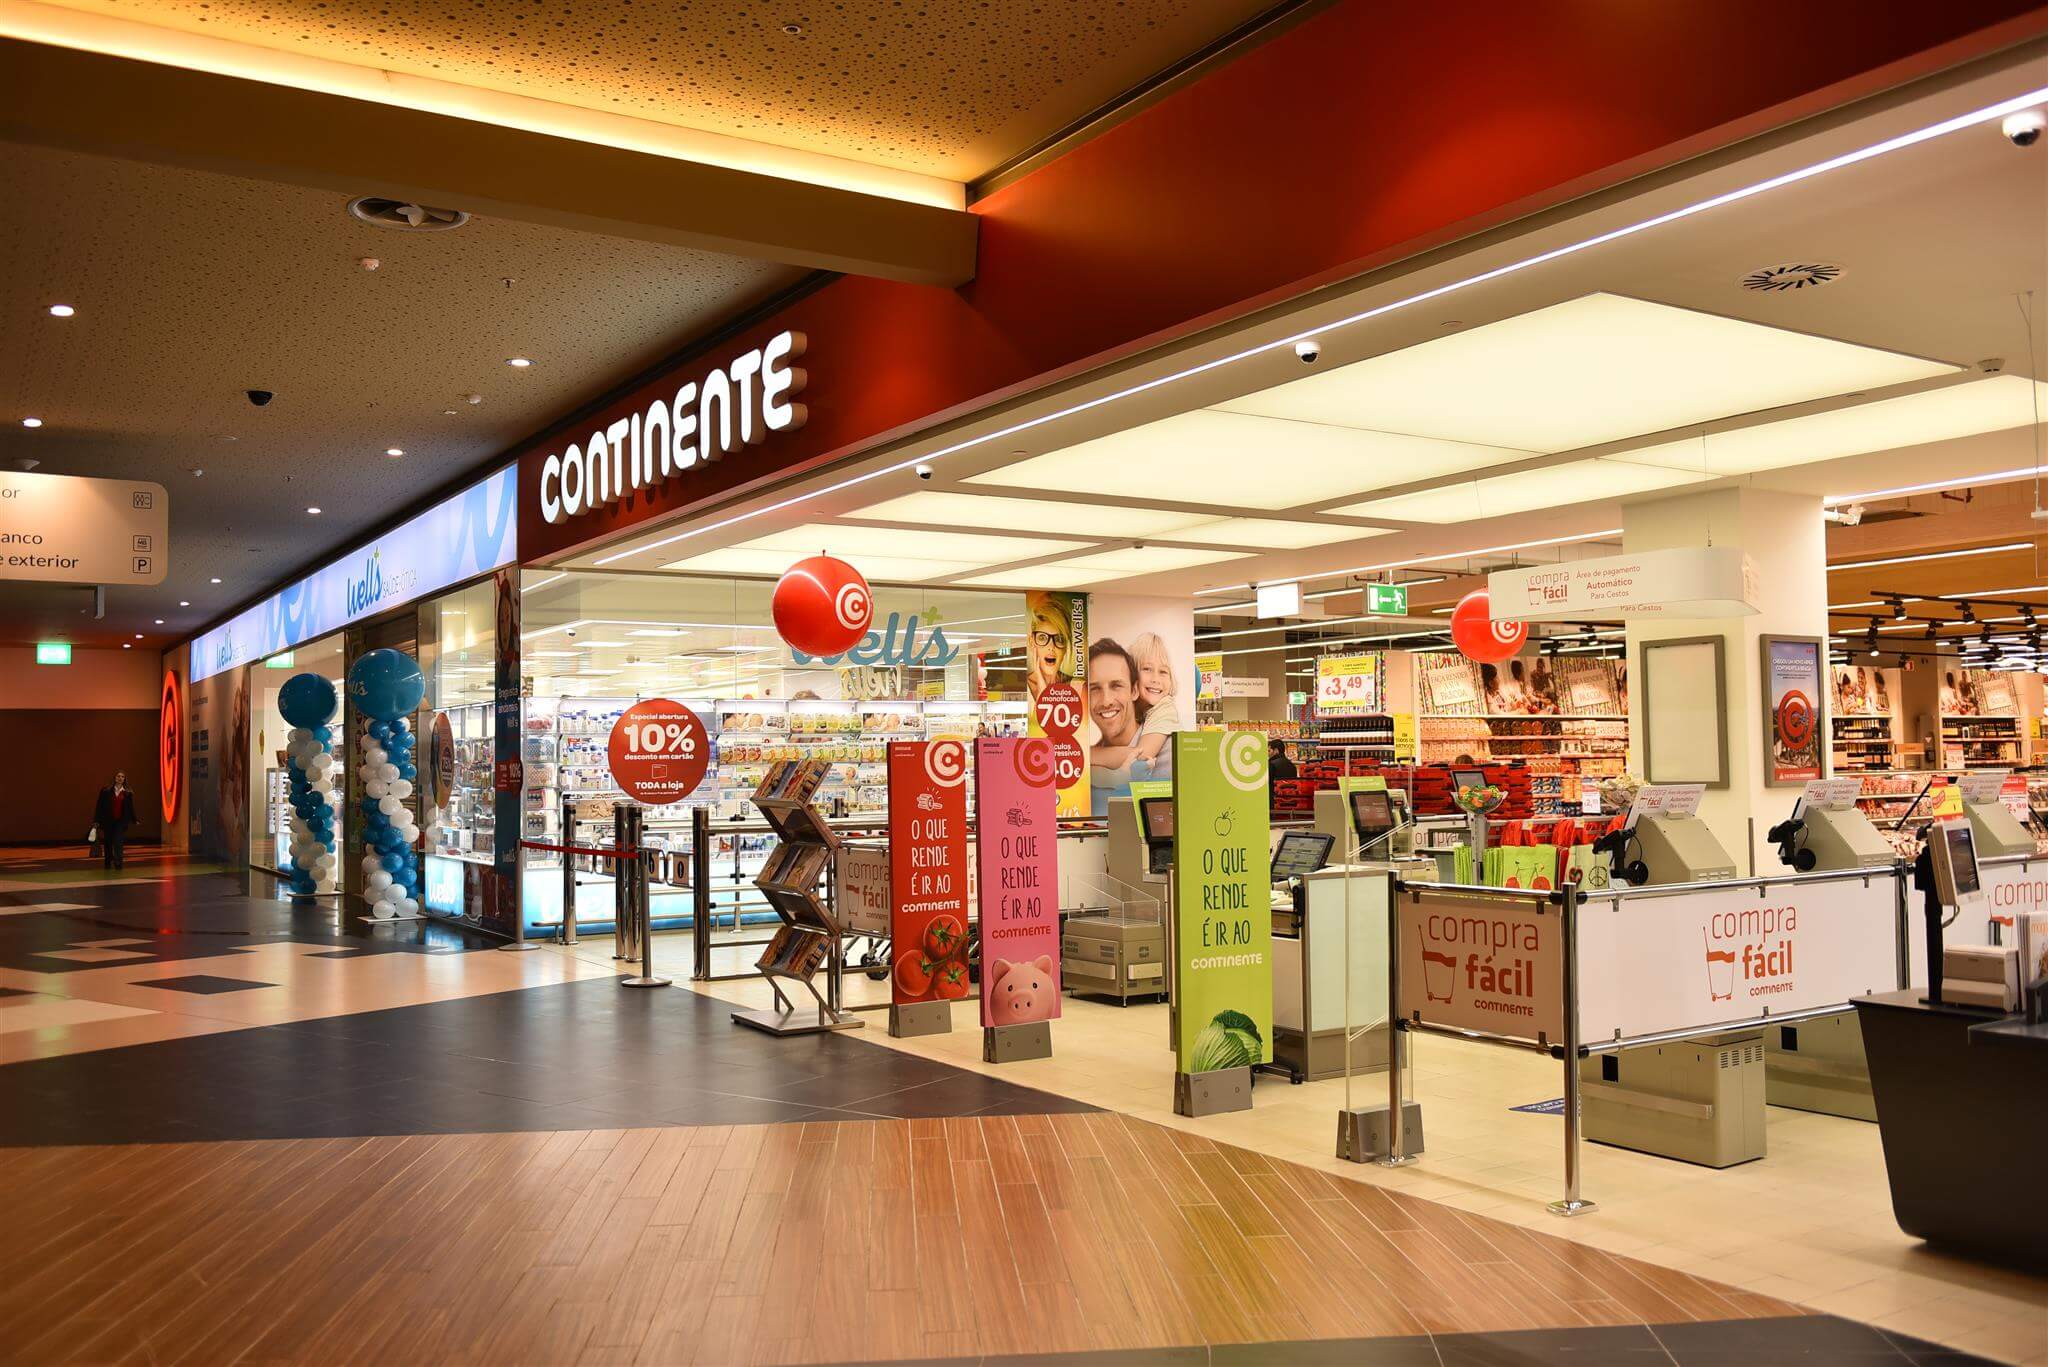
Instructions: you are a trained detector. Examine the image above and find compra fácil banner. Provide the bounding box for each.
[888,739,970,1006]
[974,736,1061,1029]
[1170,730,1272,1074]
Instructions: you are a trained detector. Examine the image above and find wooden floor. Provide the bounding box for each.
[0,1113,1800,1366]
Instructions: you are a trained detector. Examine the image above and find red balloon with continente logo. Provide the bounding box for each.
[772,555,872,656]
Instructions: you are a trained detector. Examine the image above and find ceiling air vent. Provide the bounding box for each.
[347,197,470,232]
[1739,262,1844,292]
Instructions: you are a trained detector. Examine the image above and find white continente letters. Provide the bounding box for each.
[539,330,809,525]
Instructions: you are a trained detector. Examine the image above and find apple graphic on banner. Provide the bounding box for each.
[1214,810,1234,839]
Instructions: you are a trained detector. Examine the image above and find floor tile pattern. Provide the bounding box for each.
[0,1112,1817,1366]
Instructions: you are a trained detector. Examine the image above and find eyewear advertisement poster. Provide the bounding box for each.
[1024,590,1090,818]
[1577,875,1898,1039]
[1396,888,1563,1040]
[1170,730,1273,1072]
[888,740,970,1005]
[1087,594,1194,820]
[1315,653,1384,715]
[974,736,1062,1028]
[1762,636,1823,787]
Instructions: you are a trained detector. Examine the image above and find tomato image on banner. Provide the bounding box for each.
[975,736,1061,1028]
[606,698,711,804]
[888,740,969,1006]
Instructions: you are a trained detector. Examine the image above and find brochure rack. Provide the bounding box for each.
[731,760,864,1036]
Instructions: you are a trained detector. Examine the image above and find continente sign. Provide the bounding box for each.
[534,331,809,527]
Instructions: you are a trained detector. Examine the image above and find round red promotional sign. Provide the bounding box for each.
[606,698,711,805]
[158,669,182,822]
[1034,680,1083,738]
[1776,690,1815,748]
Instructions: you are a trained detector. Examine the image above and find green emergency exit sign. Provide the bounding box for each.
[1366,583,1409,616]
[35,641,71,665]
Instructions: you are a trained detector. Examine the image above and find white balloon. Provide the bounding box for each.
[378,795,402,816]
[376,881,403,903]
[378,763,400,783]
[398,897,421,917]
[310,776,333,795]
[397,822,420,843]
[308,753,333,775]
[367,870,392,892]
[365,779,388,799]
[364,745,387,767]
[288,727,310,745]
[389,779,413,800]
[371,900,395,920]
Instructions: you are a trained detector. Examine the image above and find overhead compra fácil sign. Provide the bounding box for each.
[535,331,809,527]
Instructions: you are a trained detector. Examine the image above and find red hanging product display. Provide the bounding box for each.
[1449,589,1528,664]
[770,554,874,656]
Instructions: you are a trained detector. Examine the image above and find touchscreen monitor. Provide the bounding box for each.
[1350,788,1396,840]
[1139,796,1175,842]
[1270,831,1334,881]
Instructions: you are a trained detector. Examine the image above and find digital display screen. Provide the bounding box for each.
[1942,820,1981,896]
[1140,797,1175,841]
[1271,831,1334,880]
[1350,789,1395,838]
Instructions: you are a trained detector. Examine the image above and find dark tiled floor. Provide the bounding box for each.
[0,974,1094,1144]
[852,1316,2003,1365]
[129,973,279,994]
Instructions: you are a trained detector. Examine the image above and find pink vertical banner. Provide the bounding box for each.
[974,736,1062,1028]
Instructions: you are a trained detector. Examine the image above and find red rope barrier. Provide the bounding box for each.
[518,840,640,859]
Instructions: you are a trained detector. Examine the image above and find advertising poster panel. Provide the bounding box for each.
[888,739,970,1005]
[1024,590,1090,818]
[1762,636,1824,787]
[1170,730,1272,1072]
[1088,594,1195,820]
[974,736,1062,1028]
[605,698,712,805]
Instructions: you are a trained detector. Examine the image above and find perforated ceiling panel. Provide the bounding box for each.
[45,0,1277,178]
[0,140,801,646]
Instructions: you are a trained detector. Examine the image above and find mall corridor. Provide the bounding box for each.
[0,853,2034,1364]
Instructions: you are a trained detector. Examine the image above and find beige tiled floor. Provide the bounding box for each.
[663,942,2048,1364]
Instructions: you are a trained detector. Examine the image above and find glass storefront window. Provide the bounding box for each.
[419,577,498,871]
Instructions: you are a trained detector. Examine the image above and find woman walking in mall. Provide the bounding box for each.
[93,771,137,870]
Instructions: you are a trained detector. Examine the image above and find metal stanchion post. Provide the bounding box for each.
[691,806,712,981]
[613,803,638,963]
[1548,885,1596,1217]
[1892,858,1909,990]
[559,798,579,947]
[623,835,670,989]
[1378,886,1417,1168]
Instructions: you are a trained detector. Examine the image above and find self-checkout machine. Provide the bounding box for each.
[1956,769,2035,859]
[1062,791,1168,1005]
[1758,777,1897,1120]
[1579,783,1770,1166]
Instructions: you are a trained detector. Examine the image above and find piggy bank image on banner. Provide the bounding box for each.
[986,955,1056,1025]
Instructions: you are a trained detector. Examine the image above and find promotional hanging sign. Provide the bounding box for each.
[1488,545,1760,621]
[1170,730,1273,1073]
[1024,590,1089,818]
[888,739,970,1004]
[975,736,1062,1028]
[1315,653,1384,715]
[606,698,711,804]
[1395,887,1563,1041]
[1762,636,1824,787]
[0,469,168,586]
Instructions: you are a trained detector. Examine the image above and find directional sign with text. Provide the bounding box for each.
[0,471,169,585]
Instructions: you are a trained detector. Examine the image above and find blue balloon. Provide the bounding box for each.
[277,672,339,729]
[381,853,406,874]
[313,726,331,744]
[368,720,392,741]
[347,649,424,724]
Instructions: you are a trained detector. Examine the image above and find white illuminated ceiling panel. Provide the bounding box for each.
[1334,459,1709,523]
[969,410,1533,509]
[733,523,1089,564]
[955,566,1109,590]
[1164,517,1389,548]
[1612,377,2048,476]
[1042,546,1253,574]
[849,491,1209,539]
[664,547,987,581]
[1220,294,1956,453]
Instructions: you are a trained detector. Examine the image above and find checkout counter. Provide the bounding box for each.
[1060,796,1167,1005]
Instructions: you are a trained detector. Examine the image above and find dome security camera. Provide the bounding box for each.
[2003,110,2045,147]
[246,389,274,407]
[1294,339,1321,364]
[564,627,577,638]
[914,464,934,480]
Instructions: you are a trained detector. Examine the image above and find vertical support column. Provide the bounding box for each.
[1548,886,1595,1217]
[1373,885,1419,1167]
[622,816,669,988]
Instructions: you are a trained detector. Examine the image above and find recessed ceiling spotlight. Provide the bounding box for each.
[307,506,322,515]
[210,577,222,584]
[154,618,164,625]
[179,600,190,607]
[134,633,143,640]
[47,304,74,317]
[21,417,42,428]
[122,643,131,649]
[506,357,532,368]
[781,21,805,34]
[385,448,404,457]
[442,408,458,416]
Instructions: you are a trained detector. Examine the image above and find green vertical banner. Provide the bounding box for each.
[1170,729,1272,1072]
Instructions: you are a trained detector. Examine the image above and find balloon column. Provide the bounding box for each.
[346,648,427,920]
[276,672,339,901]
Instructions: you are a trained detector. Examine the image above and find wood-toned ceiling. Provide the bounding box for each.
[37,0,1279,179]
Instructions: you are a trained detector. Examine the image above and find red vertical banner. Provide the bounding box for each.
[888,739,970,1006]
[975,736,1062,1028]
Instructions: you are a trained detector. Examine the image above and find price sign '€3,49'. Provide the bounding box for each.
[606,698,711,805]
